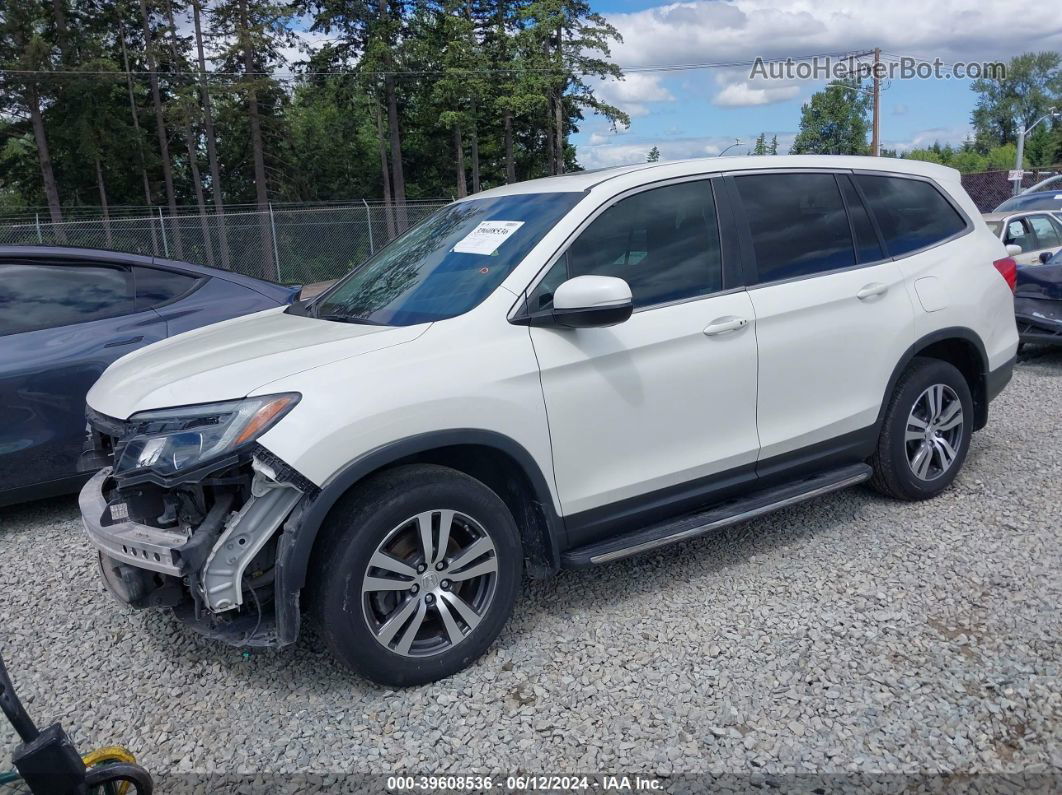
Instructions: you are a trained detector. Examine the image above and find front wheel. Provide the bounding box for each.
[310,464,522,686]
[869,357,973,501]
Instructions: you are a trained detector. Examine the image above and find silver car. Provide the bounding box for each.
[983,210,1062,266]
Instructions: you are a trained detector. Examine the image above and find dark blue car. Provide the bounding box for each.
[0,246,300,506]
[1015,250,1062,347]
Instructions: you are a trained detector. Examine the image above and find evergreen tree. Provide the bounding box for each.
[790,78,871,156]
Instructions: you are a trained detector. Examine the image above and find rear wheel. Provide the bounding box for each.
[310,464,522,686]
[869,357,973,501]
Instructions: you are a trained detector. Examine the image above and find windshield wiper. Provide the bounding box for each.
[315,312,386,326]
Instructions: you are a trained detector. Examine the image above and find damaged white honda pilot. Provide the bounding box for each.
[81,156,1018,685]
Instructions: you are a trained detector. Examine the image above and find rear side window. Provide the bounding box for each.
[0,262,133,336]
[735,173,855,282]
[133,266,199,311]
[854,175,967,256]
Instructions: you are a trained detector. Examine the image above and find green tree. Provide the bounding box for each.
[790,78,870,156]
[519,0,627,175]
[211,0,294,277]
[0,0,65,225]
[646,145,659,162]
[751,132,766,155]
[971,52,1061,149]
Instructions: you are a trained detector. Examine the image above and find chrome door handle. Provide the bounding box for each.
[856,282,888,300]
[703,316,748,336]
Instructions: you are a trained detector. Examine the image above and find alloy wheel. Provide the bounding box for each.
[360,510,499,657]
[905,383,964,482]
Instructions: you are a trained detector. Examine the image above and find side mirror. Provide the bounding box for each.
[1039,251,1054,264]
[550,275,633,328]
[1005,244,1022,257]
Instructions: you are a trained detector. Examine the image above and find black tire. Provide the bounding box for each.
[869,357,974,501]
[309,464,522,686]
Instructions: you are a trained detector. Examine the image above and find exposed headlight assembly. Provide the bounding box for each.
[113,393,300,478]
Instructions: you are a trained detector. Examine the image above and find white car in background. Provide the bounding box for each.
[983,210,1062,265]
[79,155,1018,685]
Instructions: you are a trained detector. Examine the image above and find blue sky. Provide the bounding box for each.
[571,0,1062,168]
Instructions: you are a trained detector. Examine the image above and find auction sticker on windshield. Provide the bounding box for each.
[453,220,525,255]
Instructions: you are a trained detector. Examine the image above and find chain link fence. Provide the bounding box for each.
[0,201,449,285]
[961,167,1062,213]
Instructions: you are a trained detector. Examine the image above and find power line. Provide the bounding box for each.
[0,50,868,81]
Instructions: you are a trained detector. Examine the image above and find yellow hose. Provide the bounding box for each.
[81,746,138,795]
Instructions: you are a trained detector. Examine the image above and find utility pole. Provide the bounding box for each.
[871,48,881,156]
[1013,108,1059,195]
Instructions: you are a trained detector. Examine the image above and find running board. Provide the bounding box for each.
[561,463,872,568]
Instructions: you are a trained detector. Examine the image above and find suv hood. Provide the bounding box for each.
[87,307,428,419]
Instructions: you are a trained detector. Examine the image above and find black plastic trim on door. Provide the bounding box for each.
[710,176,747,291]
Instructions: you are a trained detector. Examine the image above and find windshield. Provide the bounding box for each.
[313,192,583,326]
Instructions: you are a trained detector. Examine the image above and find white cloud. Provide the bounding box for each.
[714,81,801,107]
[590,73,676,119]
[886,126,973,152]
[606,0,1062,74]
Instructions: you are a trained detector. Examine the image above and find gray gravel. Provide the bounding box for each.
[1,350,1060,784]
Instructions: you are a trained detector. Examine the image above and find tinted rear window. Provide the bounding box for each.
[0,262,133,336]
[735,172,855,283]
[854,175,967,256]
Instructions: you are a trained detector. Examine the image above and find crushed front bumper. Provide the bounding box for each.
[80,468,188,578]
[80,456,310,647]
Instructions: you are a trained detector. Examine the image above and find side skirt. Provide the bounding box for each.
[560,463,871,568]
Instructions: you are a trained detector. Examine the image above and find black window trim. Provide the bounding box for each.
[0,258,139,338]
[723,167,974,291]
[508,172,742,324]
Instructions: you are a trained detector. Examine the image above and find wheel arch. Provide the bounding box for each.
[878,327,990,432]
[277,430,563,622]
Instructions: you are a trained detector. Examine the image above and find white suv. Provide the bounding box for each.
[80,156,1018,685]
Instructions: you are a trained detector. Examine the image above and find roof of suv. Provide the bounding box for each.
[468,155,962,199]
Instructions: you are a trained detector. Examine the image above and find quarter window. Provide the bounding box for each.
[735,173,855,282]
[537,181,723,310]
[853,174,967,256]
[133,267,199,311]
[0,262,134,336]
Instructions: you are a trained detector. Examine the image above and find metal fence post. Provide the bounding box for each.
[362,198,375,255]
[269,203,282,282]
[158,207,169,257]
[35,213,42,243]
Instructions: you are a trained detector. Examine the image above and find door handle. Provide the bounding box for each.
[856,282,888,300]
[703,316,749,336]
[104,336,144,348]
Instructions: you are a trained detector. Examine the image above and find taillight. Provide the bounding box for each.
[993,257,1017,292]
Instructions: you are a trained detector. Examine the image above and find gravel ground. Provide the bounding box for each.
[0,350,1060,789]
